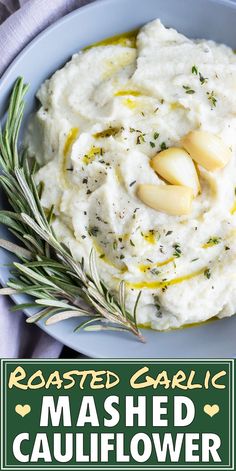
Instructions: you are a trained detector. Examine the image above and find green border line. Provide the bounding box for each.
[0,359,234,471]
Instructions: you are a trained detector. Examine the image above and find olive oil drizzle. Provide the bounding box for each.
[61,127,79,187]
[115,90,141,97]
[83,146,103,165]
[126,268,205,290]
[138,316,219,331]
[63,128,79,158]
[230,201,236,214]
[84,29,138,50]
[139,257,175,273]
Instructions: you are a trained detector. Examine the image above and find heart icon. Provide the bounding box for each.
[204,404,220,417]
[15,404,31,418]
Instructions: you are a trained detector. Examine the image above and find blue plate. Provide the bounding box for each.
[1,0,236,358]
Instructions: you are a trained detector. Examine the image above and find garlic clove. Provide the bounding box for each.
[137,184,193,216]
[151,147,200,196]
[181,130,232,171]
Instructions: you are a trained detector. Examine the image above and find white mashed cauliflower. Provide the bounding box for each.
[26,19,236,330]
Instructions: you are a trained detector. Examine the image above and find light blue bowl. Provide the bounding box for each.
[1,0,236,358]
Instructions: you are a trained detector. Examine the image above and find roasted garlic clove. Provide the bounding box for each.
[151,147,200,196]
[137,184,193,216]
[181,130,231,171]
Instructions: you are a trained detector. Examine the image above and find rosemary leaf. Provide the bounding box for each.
[45,310,87,325]
[0,287,17,295]
[74,317,103,332]
[0,238,32,259]
[0,77,143,341]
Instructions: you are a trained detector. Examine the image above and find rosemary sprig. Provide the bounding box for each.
[0,78,144,341]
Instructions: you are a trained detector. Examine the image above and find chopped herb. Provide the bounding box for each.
[133,208,139,219]
[96,216,108,224]
[86,189,92,195]
[88,226,99,237]
[207,91,217,108]
[166,230,173,236]
[204,268,211,279]
[130,239,135,247]
[120,254,125,260]
[129,180,136,187]
[173,243,181,258]
[191,258,199,262]
[136,133,146,145]
[199,72,208,85]
[192,65,208,84]
[99,253,105,259]
[113,241,118,250]
[225,246,230,251]
[192,65,198,75]
[151,268,161,276]
[150,141,155,148]
[93,127,120,138]
[82,178,88,184]
[153,132,159,140]
[183,85,195,94]
[206,237,221,245]
[160,142,167,151]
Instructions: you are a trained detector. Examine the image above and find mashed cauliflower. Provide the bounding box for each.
[26,19,236,330]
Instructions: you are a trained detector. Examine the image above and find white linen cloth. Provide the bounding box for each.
[0,0,94,357]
